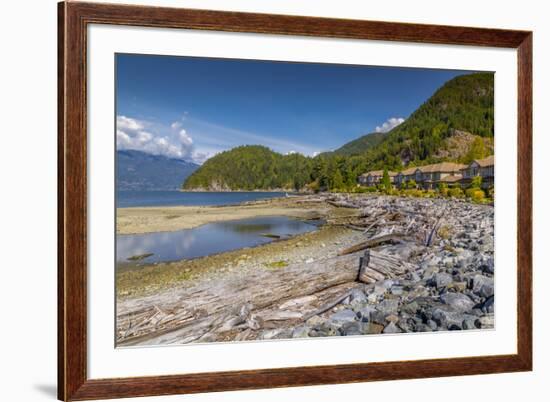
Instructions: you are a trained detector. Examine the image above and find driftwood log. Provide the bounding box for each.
[338,233,410,256]
[117,249,414,346]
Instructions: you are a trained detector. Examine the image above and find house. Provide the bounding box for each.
[395,167,417,188]
[414,162,467,189]
[361,160,490,190]
[460,155,494,188]
[358,173,369,186]
[395,162,466,189]
[358,170,397,187]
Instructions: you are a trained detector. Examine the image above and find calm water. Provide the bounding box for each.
[117,190,287,208]
[117,216,321,263]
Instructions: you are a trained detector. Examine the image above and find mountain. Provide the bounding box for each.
[362,72,494,169]
[117,150,199,191]
[327,131,388,156]
[183,72,494,191]
[182,145,313,191]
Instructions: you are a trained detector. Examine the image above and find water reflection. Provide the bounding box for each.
[116,216,320,263]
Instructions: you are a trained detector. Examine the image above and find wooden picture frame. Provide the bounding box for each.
[58,1,532,400]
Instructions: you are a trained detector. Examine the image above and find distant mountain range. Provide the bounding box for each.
[182,72,494,192]
[117,150,198,191]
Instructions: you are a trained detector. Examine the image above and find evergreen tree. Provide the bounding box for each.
[382,168,391,191]
[331,169,344,190]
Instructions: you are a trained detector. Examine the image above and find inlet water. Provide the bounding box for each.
[116,216,320,264]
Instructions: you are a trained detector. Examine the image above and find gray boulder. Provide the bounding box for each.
[462,318,479,330]
[349,288,367,304]
[432,273,453,289]
[329,309,357,324]
[357,305,376,322]
[482,296,494,314]
[339,321,367,336]
[440,292,475,313]
[472,275,494,298]
[376,299,399,316]
[383,322,402,334]
[292,326,310,338]
[431,306,468,329]
[476,314,495,329]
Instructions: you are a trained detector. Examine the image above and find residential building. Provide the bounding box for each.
[414,162,467,189]
[395,167,417,188]
[358,170,397,187]
[360,158,495,190]
[460,155,494,188]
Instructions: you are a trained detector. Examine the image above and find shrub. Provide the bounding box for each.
[448,187,464,198]
[470,175,483,189]
[402,189,424,198]
[406,179,417,189]
[386,188,400,196]
[437,182,449,197]
[309,180,320,193]
[424,190,437,198]
[466,188,485,202]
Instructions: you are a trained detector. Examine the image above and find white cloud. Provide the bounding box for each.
[118,115,145,132]
[375,117,405,133]
[312,151,321,157]
[170,121,182,130]
[116,115,194,160]
[191,150,217,164]
[179,129,193,147]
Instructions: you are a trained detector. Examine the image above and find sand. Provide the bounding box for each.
[116,196,332,235]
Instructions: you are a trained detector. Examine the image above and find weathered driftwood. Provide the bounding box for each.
[117,249,413,346]
[338,233,409,256]
[326,200,359,209]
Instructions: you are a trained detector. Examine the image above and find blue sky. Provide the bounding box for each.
[116,53,472,164]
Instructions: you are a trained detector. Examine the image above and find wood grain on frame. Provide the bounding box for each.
[58,1,532,400]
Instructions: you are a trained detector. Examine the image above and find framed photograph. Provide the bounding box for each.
[58,1,532,400]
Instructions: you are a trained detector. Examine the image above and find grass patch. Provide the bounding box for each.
[265,260,289,269]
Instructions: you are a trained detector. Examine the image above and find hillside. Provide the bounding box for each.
[182,146,313,191]
[324,131,387,156]
[363,72,494,169]
[117,150,198,191]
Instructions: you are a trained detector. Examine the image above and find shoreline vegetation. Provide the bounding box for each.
[116,193,494,346]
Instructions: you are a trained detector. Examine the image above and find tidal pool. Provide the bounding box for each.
[116,216,321,264]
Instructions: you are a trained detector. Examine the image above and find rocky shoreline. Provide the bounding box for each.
[262,195,495,339]
[116,194,494,345]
